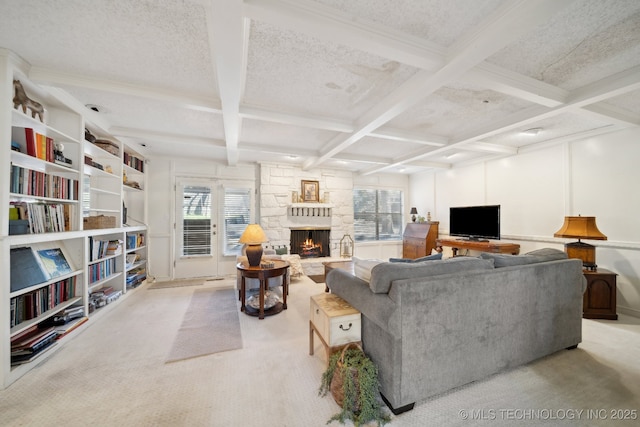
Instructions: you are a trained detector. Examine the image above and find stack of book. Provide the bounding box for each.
[10,326,58,366]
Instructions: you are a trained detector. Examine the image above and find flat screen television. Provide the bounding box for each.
[449,205,500,241]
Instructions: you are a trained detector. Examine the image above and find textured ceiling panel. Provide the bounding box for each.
[239,119,338,150]
[386,82,534,137]
[341,135,424,158]
[244,20,419,119]
[0,0,216,95]
[313,0,507,47]
[482,112,613,148]
[0,1,638,174]
[487,0,640,89]
[62,86,224,139]
[605,89,640,114]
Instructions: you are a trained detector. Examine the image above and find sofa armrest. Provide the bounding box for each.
[326,269,400,335]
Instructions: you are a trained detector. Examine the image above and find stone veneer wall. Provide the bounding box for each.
[259,162,354,256]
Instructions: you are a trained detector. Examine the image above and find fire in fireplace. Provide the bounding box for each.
[290,228,330,258]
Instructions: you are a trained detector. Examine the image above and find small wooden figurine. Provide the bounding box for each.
[13,79,44,122]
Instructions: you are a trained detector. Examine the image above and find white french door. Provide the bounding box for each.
[174,179,218,279]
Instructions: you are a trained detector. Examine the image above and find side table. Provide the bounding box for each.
[583,268,618,320]
[237,260,289,319]
[322,260,354,292]
[310,293,361,363]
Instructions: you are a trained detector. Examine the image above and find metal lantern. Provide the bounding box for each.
[340,234,354,258]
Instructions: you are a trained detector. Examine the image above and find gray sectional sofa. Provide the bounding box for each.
[326,249,586,414]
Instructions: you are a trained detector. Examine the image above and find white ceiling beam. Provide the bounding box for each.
[365,64,640,173]
[369,127,448,147]
[464,62,568,107]
[244,0,444,71]
[205,0,248,165]
[577,103,640,126]
[456,141,518,155]
[29,67,221,113]
[310,0,575,170]
[110,126,226,147]
[240,105,354,133]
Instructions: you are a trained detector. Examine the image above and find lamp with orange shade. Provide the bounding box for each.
[554,215,607,271]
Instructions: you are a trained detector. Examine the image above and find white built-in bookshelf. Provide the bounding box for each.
[0,48,148,388]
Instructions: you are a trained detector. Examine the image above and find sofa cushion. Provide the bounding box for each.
[480,248,567,268]
[368,256,495,294]
[389,253,443,263]
[352,257,384,282]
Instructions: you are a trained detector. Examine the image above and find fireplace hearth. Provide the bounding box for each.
[290,228,330,258]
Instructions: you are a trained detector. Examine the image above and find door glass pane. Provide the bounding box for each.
[224,187,251,255]
[182,185,212,256]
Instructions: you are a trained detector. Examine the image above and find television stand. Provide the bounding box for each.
[436,238,520,256]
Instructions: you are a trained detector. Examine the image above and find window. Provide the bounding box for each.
[181,185,212,256]
[224,187,251,255]
[353,189,403,241]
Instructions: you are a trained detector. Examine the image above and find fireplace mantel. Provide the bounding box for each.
[288,203,333,218]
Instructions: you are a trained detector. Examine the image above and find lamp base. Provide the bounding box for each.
[565,241,597,270]
[245,244,263,267]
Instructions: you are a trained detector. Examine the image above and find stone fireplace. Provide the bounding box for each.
[290,228,331,258]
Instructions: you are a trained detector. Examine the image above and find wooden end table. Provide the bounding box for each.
[237,260,289,319]
[583,268,618,320]
[322,260,354,292]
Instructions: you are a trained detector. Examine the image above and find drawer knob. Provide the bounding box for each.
[339,323,353,331]
[316,309,320,314]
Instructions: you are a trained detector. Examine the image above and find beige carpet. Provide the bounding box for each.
[166,288,242,363]
[0,276,639,426]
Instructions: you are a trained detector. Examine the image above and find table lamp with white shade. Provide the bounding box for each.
[239,224,268,266]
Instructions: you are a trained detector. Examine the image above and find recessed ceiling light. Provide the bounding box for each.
[287,155,298,160]
[522,127,542,136]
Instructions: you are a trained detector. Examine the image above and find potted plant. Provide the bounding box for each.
[319,343,390,426]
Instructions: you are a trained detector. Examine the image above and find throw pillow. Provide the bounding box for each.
[389,253,443,263]
[480,248,568,268]
[352,257,384,282]
[369,256,495,294]
[525,248,568,261]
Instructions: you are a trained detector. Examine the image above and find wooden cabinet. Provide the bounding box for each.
[583,268,618,320]
[309,293,361,363]
[402,222,439,259]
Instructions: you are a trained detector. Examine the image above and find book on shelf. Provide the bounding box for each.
[125,254,138,268]
[10,127,57,162]
[54,316,88,339]
[11,342,57,366]
[10,247,49,292]
[36,248,73,279]
[11,326,58,355]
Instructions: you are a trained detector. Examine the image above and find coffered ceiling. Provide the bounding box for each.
[1,0,639,175]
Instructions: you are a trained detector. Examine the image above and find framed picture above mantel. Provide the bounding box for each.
[301,180,319,202]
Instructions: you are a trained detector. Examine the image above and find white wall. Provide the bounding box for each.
[409,127,640,316]
[146,157,257,281]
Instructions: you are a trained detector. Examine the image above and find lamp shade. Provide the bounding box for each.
[553,216,607,240]
[410,207,418,215]
[239,224,268,245]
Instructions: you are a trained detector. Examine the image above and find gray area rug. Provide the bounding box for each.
[166,288,242,363]
[148,279,204,289]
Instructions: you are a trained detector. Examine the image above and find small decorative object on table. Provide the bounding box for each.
[340,234,353,258]
[260,261,275,269]
[319,343,390,426]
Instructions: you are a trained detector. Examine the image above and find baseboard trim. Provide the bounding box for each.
[617,306,640,318]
